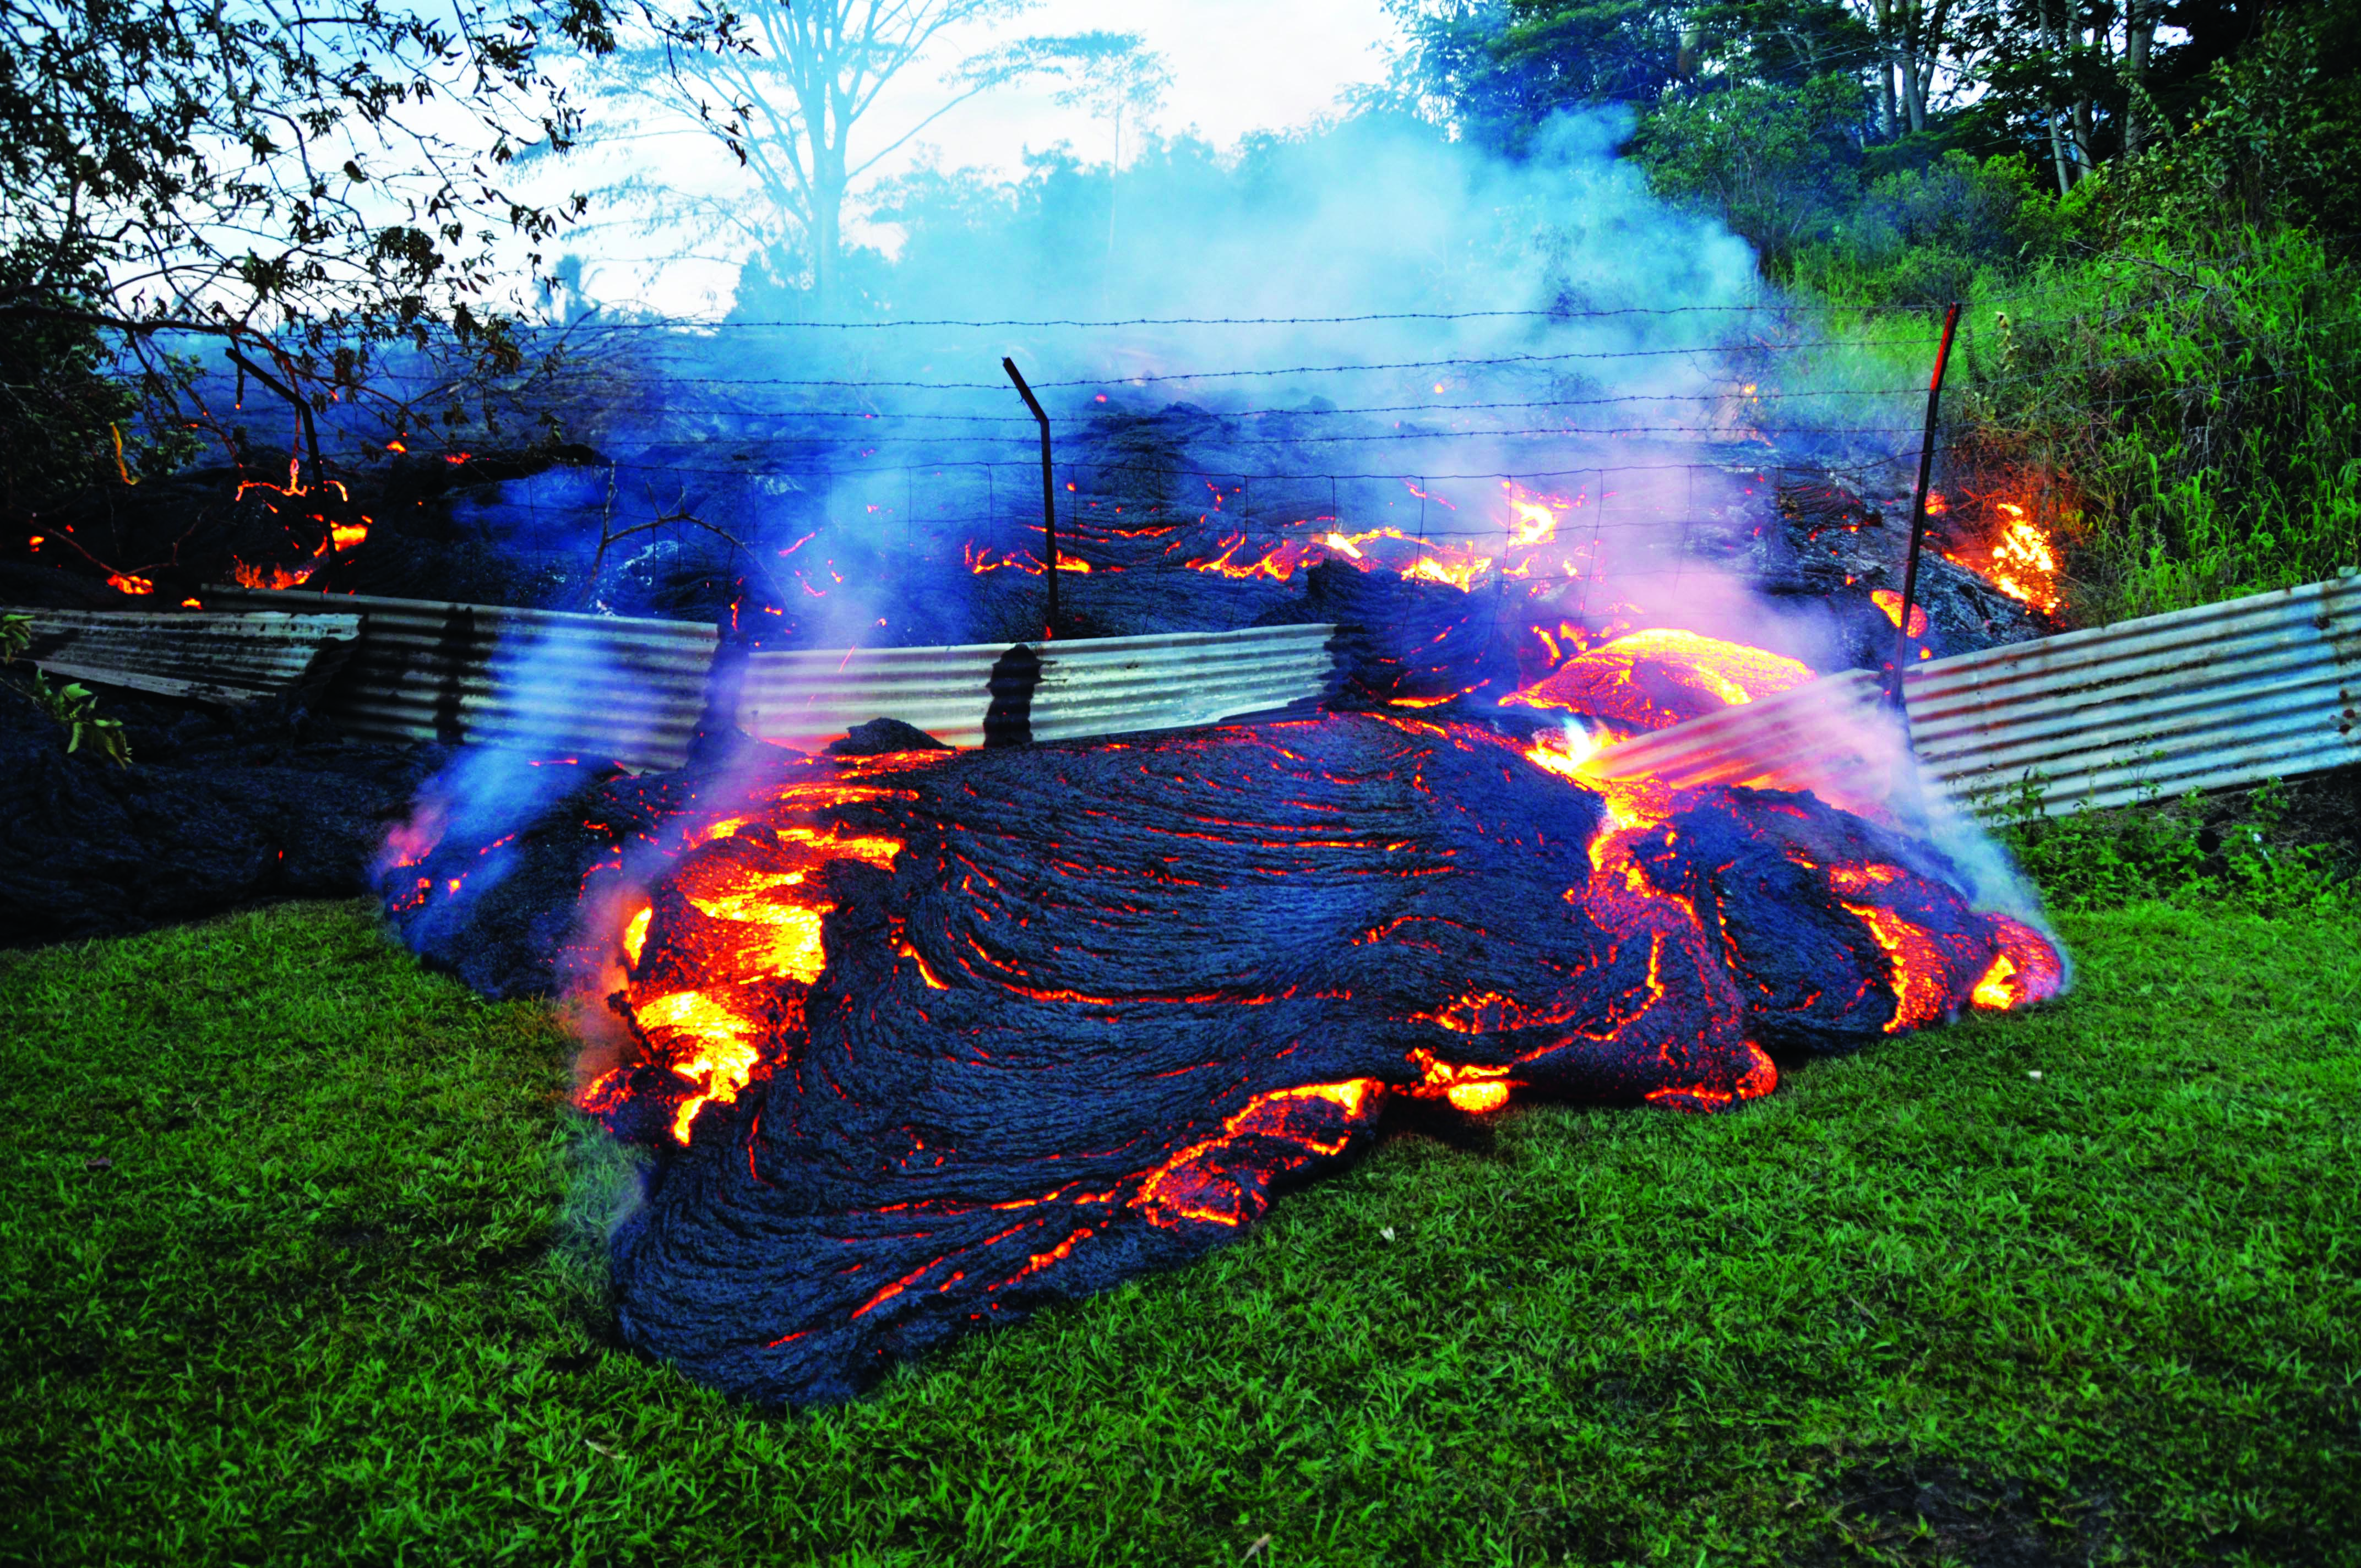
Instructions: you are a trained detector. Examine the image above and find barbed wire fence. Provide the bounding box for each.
[251,280,2359,639]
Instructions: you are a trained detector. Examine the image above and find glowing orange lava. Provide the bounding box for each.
[1870,590,1928,639]
[1134,1079,1386,1227]
[1185,535,1321,581]
[1506,629,1815,730]
[1517,728,1776,1112]
[1971,914,2067,1009]
[965,544,1096,575]
[106,573,154,595]
[602,818,910,1142]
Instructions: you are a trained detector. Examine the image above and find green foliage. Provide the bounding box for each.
[1945,229,2361,619]
[0,255,144,521]
[1,612,131,764]
[8,668,132,765]
[1781,148,2065,304]
[4,900,2358,1563]
[1996,776,2352,917]
[1629,73,1867,273]
[2098,0,2361,243]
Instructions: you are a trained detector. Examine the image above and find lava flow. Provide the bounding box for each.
[578,641,2062,1403]
[228,458,371,589]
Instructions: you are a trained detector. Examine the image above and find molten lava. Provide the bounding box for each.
[578,696,2060,1407]
[1870,590,1929,639]
[228,457,371,589]
[1504,629,1815,731]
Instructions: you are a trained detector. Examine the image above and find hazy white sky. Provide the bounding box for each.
[569,0,1404,313]
[938,0,1401,169]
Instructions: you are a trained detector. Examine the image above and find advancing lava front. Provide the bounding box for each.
[581,711,2059,1406]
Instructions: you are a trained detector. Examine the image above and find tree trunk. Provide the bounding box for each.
[811,163,844,315]
[2124,0,2157,154]
[1874,0,1897,140]
[2038,0,2080,188]
[2072,0,2098,173]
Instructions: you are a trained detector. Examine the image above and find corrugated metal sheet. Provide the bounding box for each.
[4,605,361,705]
[205,587,719,770]
[737,623,1340,752]
[1585,570,2361,816]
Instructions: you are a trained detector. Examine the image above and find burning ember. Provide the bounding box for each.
[1940,493,2065,617]
[561,620,2060,1404]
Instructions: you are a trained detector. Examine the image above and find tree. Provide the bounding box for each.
[603,0,1119,313]
[1005,30,1171,281]
[1043,32,1173,174]
[0,0,654,485]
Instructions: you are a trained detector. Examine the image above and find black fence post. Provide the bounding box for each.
[1001,357,1059,638]
[1890,301,1963,713]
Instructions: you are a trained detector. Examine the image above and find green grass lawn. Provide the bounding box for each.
[3,900,2357,1567]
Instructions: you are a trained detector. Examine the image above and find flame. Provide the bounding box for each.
[106,573,155,595]
[1983,506,2062,614]
[226,458,368,585]
[1499,480,1570,547]
[1870,590,1929,639]
[233,559,317,590]
[1945,498,2063,616]
[622,905,652,968]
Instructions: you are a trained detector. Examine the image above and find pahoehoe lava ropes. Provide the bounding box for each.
[569,692,2059,1405]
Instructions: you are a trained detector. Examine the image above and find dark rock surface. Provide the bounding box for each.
[595,715,2057,1405]
[0,684,434,949]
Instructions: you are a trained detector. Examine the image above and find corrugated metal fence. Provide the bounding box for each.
[202,589,1340,766]
[4,606,361,705]
[207,589,719,770]
[736,623,1339,751]
[1590,570,2361,816]
[43,573,2355,807]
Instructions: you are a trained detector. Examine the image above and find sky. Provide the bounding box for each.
[562,0,1405,315]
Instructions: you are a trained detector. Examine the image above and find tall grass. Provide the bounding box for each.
[1942,228,2361,622]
